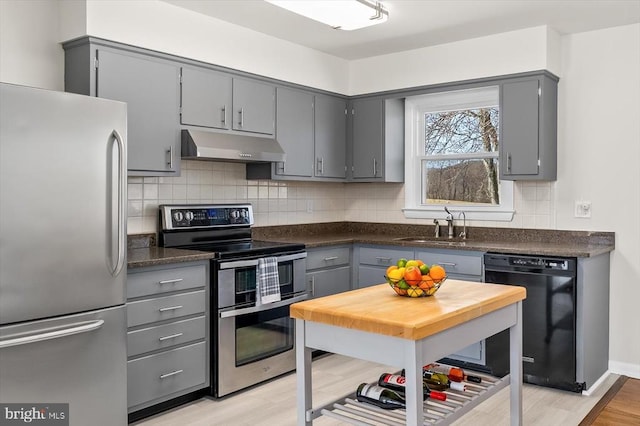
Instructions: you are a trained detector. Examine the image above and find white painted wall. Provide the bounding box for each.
[1,0,638,378]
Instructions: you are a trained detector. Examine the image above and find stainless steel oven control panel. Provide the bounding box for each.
[160,204,254,230]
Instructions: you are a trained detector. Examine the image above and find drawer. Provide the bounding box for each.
[306,247,350,270]
[416,250,482,276]
[359,246,414,267]
[127,341,206,409]
[127,290,206,328]
[127,263,207,299]
[127,315,206,357]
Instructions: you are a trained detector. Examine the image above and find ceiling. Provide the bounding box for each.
[161,0,640,60]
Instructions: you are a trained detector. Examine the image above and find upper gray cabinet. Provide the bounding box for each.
[274,87,314,177]
[64,42,180,176]
[500,73,558,180]
[180,67,232,130]
[180,68,275,136]
[349,97,404,182]
[314,94,347,179]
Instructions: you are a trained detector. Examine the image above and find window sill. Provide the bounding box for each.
[403,207,514,222]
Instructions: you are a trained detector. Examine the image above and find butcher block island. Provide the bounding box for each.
[290,280,527,426]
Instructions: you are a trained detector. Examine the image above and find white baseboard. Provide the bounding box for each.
[609,360,640,379]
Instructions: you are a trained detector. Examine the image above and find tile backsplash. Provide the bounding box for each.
[127,160,555,234]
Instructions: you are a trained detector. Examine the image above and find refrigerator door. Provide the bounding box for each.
[0,83,127,325]
[0,305,127,425]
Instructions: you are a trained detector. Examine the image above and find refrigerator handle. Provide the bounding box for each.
[0,320,104,349]
[111,129,126,277]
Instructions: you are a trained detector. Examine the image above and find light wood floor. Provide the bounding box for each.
[133,354,620,426]
[591,378,640,425]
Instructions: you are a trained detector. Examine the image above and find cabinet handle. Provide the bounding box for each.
[438,262,457,267]
[238,107,243,127]
[158,278,184,285]
[158,332,184,341]
[310,276,315,297]
[317,157,324,175]
[376,256,392,263]
[373,158,378,177]
[159,305,183,312]
[507,152,512,173]
[159,369,184,379]
[221,105,226,126]
[167,146,173,169]
[323,256,338,262]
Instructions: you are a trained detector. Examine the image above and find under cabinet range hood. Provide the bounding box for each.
[181,129,285,163]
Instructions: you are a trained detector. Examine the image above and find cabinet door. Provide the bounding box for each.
[308,266,351,298]
[181,67,232,130]
[351,98,384,179]
[274,87,314,177]
[315,94,347,178]
[96,49,180,174]
[232,78,275,135]
[358,265,389,288]
[500,79,540,177]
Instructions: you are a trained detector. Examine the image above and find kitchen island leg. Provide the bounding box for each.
[404,340,422,425]
[296,319,312,426]
[510,301,523,426]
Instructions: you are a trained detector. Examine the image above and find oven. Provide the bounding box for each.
[215,251,307,397]
[158,204,308,399]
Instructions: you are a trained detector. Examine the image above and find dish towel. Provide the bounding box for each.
[257,257,281,305]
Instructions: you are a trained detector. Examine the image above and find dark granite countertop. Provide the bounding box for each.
[252,222,615,258]
[127,247,216,269]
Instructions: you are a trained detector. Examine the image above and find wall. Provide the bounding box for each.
[1,0,637,378]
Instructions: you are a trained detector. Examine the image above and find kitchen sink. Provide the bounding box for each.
[392,236,467,245]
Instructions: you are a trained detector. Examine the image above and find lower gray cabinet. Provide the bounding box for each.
[126,261,209,413]
[306,246,351,298]
[356,245,414,288]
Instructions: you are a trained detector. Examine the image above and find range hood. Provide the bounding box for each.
[181,129,285,163]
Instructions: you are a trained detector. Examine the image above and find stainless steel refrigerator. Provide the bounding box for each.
[0,83,128,425]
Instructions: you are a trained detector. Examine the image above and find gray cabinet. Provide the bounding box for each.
[274,87,314,177]
[306,246,351,297]
[180,68,274,136]
[314,94,347,179]
[180,67,232,130]
[126,261,209,413]
[500,73,558,180]
[64,43,181,176]
[349,98,404,182]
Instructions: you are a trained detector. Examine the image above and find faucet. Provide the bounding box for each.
[433,219,440,238]
[444,207,454,239]
[458,211,467,239]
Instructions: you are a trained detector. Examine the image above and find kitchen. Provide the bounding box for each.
[1,0,639,425]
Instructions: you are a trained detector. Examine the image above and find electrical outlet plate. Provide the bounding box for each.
[574,201,591,218]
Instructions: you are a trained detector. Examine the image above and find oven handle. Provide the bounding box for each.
[218,252,307,270]
[218,293,309,318]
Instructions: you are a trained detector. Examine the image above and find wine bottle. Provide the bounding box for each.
[424,363,482,383]
[356,383,406,410]
[377,373,447,401]
[423,371,466,392]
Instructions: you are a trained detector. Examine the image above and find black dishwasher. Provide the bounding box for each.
[483,253,584,392]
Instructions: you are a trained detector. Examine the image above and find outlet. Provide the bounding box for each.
[574,201,591,218]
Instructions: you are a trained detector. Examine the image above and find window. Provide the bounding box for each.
[403,86,514,221]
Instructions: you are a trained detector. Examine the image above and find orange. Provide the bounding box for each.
[404,266,422,286]
[429,265,446,283]
[418,275,434,289]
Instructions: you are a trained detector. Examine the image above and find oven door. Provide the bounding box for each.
[216,294,307,397]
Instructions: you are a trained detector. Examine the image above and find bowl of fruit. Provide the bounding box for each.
[385,259,447,298]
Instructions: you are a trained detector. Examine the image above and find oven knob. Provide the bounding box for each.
[185,211,194,221]
[173,211,184,222]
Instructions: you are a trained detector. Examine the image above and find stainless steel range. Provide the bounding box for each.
[158,204,307,398]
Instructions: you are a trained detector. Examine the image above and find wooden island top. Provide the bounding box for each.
[290,280,526,341]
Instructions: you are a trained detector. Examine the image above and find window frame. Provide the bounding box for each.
[403,86,514,221]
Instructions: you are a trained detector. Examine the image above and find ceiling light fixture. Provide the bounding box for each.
[266,0,389,31]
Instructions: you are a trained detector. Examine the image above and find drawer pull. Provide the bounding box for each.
[159,369,184,379]
[323,256,339,262]
[439,262,457,267]
[158,278,184,285]
[375,256,392,263]
[159,305,183,312]
[158,333,184,341]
